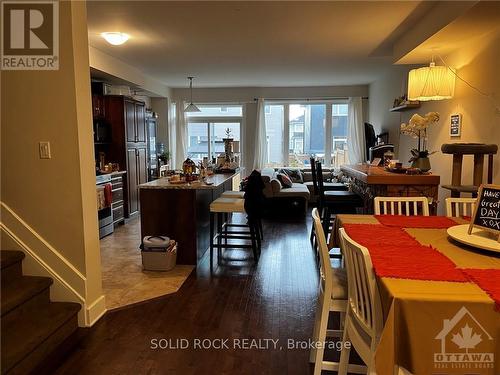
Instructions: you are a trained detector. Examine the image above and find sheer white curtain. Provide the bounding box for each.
[174,101,188,169]
[347,97,365,164]
[252,98,268,170]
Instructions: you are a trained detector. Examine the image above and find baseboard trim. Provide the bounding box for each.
[1,202,106,326]
[85,295,107,326]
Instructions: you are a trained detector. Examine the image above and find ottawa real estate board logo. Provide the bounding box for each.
[434,306,494,372]
[1,1,59,70]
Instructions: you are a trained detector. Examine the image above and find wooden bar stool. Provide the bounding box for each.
[221,191,245,199]
[209,197,260,265]
[441,143,497,197]
[220,190,263,241]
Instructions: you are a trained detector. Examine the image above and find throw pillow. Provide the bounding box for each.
[279,168,303,183]
[277,173,293,188]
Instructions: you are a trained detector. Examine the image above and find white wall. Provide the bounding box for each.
[370,32,500,214]
[368,66,414,153]
[1,1,105,326]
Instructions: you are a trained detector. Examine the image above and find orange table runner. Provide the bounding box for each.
[342,224,468,282]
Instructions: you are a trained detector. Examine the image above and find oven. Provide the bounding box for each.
[96,174,114,238]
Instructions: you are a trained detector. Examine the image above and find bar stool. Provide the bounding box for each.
[441,143,497,197]
[221,191,245,199]
[209,197,261,265]
[220,190,264,240]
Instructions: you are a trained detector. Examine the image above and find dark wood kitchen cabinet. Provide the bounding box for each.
[126,146,147,215]
[103,96,147,217]
[92,95,105,118]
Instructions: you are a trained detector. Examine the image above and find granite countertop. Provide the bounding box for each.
[139,172,238,190]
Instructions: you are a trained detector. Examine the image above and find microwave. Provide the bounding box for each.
[93,119,111,143]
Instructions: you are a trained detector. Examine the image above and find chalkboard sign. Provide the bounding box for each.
[468,184,500,240]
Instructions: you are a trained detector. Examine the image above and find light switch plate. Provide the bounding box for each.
[39,142,51,159]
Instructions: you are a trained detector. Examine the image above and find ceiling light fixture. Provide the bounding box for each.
[184,77,201,112]
[101,32,130,46]
[407,57,455,101]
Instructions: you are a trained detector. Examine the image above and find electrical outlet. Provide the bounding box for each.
[39,142,51,159]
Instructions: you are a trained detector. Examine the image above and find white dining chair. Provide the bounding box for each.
[310,209,365,375]
[445,197,476,217]
[338,228,384,375]
[374,196,429,216]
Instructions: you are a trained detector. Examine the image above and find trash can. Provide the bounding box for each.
[141,236,177,271]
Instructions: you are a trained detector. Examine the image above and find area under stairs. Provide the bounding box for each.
[1,250,81,374]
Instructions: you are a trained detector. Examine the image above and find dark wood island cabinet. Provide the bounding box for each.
[139,173,240,265]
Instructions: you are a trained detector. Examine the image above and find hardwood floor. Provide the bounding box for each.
[54,213,343,374]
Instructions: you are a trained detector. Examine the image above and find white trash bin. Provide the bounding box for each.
[141,236,177,271]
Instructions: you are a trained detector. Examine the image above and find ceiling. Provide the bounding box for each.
[86,1,444,88]
[397,2,500,64]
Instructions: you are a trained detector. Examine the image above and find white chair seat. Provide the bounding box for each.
[221,191,245,199]
[210,197,245,213]
[331,268,347,300]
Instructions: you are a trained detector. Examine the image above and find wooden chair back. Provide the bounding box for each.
[310,156,318,196]
[339,228,383,341]
[445,197,477,217]
[312,208,332,298]
[315,161,327,211]
[373,196,429,216]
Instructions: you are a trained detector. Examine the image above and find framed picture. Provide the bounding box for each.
[450,114,461,137]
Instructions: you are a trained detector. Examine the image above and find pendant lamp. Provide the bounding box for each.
[184,77,201,112]
[407,60,455,101]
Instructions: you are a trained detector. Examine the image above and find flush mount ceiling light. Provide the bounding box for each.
[101,32,130,46]
[184,77,201,112]
[407,59,455,101]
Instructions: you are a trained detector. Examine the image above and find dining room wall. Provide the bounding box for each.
[370,30,500,214]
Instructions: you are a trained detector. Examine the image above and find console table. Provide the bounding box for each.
[339,165,440,214]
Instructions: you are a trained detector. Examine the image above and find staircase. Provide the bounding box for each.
[1,250,81,374]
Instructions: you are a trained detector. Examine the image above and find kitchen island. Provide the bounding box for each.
[139,173,240,265]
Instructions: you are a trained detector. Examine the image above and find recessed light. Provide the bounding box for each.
[101,32,130,46]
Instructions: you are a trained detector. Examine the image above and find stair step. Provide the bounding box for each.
[0,250,25,282]
[1,301,81,374]
[0,250,25,269]
[1,276,53,316]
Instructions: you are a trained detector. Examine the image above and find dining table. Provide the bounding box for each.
[330,214,500,375]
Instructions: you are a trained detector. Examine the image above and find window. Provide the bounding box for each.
[186,105,243,163]
[187,105,243,117]
[264,101,349,168]
[331,103,349,168]
[210,122,241,159]
[288,104,325,167]
[264,105,284,168]
[187,123,209,161]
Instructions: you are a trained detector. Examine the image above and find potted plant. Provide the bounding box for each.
[158,150,171,166]
[400,112,440,172]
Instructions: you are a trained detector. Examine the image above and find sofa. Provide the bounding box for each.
[260,167,338,215]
